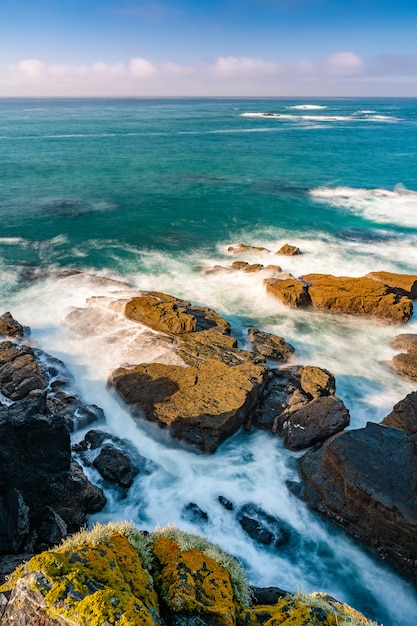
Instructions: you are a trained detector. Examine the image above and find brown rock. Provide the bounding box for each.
[382,391,417,435]
[247,328,295,360]
[227,242,270,254]
[109,358,268,453]
[264,278,311,308]
[392,352,417,381]
[300,366,335,399]
[178,329,263,368]
[283,396,350,450]
[0,313,26,339]
[302,273,413,323]
[366,271,417,298]
[0,342,45,400]
[275,243,302,256]
[390,333,417,351]
[122,292,231,336]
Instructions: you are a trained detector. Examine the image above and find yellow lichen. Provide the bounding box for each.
[152,536,237,626]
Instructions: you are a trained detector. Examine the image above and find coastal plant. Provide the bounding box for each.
[149,524,253,607]
[291,591,381,626]
[59,520,154,572]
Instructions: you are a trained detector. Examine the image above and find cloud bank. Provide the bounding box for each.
[1,51,416,96]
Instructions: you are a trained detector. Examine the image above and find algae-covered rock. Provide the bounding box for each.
[0,523,161,626]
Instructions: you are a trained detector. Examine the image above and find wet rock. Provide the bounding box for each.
[181,502,209,525]
[248,328,295,361]
[283,396,350,451]
[0,489,29,554]
[109,358,268,454]
[301,273,413,323]
[32,506,67,551]
[299,421,417,578]
[237,504,290,547]
[365,271,417,298]
[218,495,234,511]
[391,336,417,381]
[92,444,139,489]
[264,277,311,308]
[390,333,417,351]
[0,313,27,340]
[275,243,302,256]
[178,328,265,368]
[0,342,45,400]
[227,242,271,254]
[382,391,417,435]
[300,365,335,399]
[121,291,231,336]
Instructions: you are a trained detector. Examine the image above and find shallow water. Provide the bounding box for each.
[1,97,417,625]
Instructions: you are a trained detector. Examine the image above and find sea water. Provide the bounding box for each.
[1,97,417,625]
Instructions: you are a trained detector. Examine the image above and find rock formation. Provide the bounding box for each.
[299,421,417,578]
[264,277,311,308]
[275,243,302,255]
[0,523,378,626]
[247,328,295,360]
[390,333,417,381]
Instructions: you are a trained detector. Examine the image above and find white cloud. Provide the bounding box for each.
[1,50,416,96]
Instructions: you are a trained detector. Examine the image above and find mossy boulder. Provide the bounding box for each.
[0,526,161,626]
[152,536,238,626]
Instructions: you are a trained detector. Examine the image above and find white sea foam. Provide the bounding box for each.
[310,184,417,229]
[0,237,26,245]
[240,112,399,123]
[286,104,327,110]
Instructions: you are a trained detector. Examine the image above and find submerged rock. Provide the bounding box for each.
[237,503,290,547]
[227,242,271,254]
[299,421,417,578]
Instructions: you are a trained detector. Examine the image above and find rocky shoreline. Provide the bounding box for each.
[1,262,417,623]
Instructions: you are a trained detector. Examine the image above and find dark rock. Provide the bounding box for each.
[181,502,209,525]
[283,396,350,450]
[0,489,29,554]
[0,342,45,400]
[237,504,290,547]
[92,444,139,489]
[32,506,67,551]
[248,328,295,361]
[218,495,234,511]
[251,586,288,605]
[0,313,27,339]
[382,391,417,435]
[299,421,417,578]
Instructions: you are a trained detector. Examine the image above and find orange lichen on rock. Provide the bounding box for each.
[152,536,238,626]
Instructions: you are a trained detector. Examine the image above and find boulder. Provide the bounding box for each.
[227,242,270,254]
[236,504,290,547]
[0,489,29,554]
[365,271,417,298]
[390,333,417,351]
[181,502,209,525]
[283,396,350,450]
[92,444,139,490]
[301,273,413,322]
[247,328,295,361]
[109,358,268,453]
[392,344,417,381]
[382,391,417,435]
[177,328,265,368]
[0,342,45,400]
[275,243,302,256]
[299,422,417,578]
[121,292,231,336]
[264,277,311,308]
[0,312,26,339]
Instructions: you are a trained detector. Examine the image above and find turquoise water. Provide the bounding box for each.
[1,98,417,625]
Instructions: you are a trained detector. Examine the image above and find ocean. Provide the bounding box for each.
[1,97,417,625]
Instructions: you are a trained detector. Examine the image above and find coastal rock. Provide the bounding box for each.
[283,396,350,451]
[0,341,45,400]
[299,421,417,578]
[0,489,29,554]
[275,243,302,256]
[0,312,26,339]
[227,242,270,254]
[92,444,139,490]
[0,391,105,553]
[177,328,265,368]
[109,358,268,453]
[390,333,417,351]
[301,273,413,322]
[264,277,311,308]
[181,502,209,525]
[391,336,417,381]
[381,391,417,435]
[247,327,295,361]
[365,271,417,298]
[237,504,290,547]
[253,365,336,433]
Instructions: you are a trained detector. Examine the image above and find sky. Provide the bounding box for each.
[1,0,417,97]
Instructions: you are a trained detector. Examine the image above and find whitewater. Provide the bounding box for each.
[1,97,417,626]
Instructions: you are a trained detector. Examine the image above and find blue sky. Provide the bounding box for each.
[1,0,417,96]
